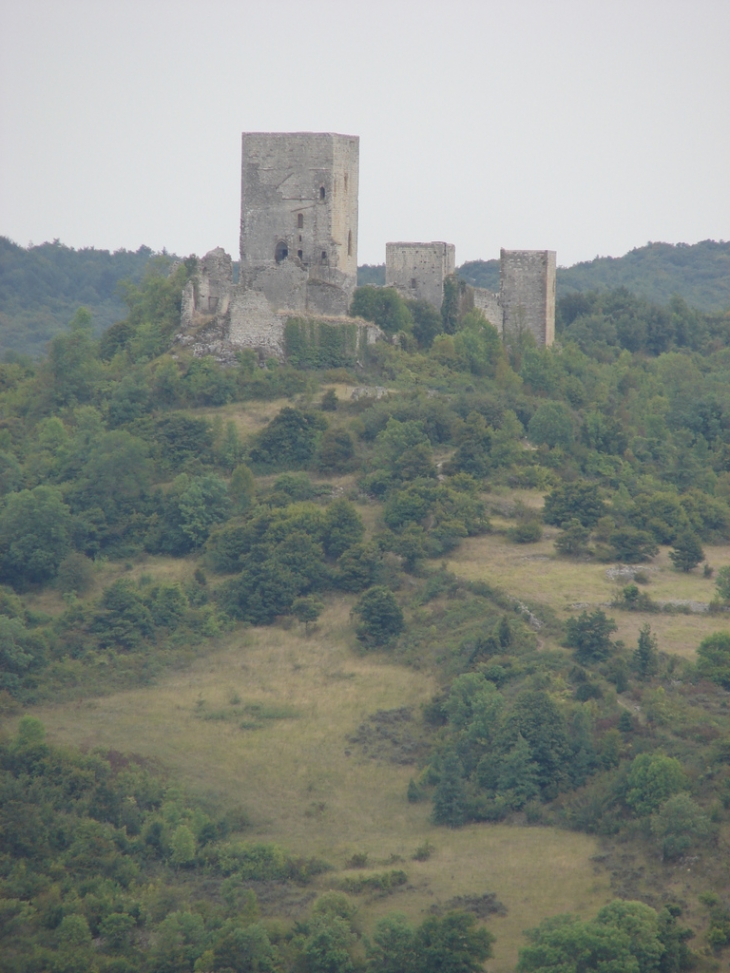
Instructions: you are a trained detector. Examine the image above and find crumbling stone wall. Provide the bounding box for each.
[472,286,502,332]
[500,249,556,347]
[240,132,359,316]
[385,242,456,309]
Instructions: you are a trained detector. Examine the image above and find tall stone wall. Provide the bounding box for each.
[472,286,502,332]
[385,242,455,310]
[500,249,556,347]
[240,132,359,317]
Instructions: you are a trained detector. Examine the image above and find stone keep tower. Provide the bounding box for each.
[500,249,556,347]
[240,132,359,317]
[385,242,456,310]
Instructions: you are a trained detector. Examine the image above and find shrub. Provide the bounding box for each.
[543,481,606,528]
[651,793,711,860]
[564,610,617,663]
[625,752,687,816]
[508,520,543,544]
[352,586,404,648]
[669,531,705,572]
[697,631,730,689]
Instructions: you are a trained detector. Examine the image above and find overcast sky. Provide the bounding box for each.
[1,0,728,268]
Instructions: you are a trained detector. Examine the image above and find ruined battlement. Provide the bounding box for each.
[385,242,455,310]
[176,132,556,361]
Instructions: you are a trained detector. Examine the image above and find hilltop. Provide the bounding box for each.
[2,237,729,358]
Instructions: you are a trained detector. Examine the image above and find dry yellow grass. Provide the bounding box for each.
[22,598,611,971]
[449,516,730,659]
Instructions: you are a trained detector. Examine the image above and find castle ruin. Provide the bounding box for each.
[177,131,556,360]
[385,243,555,346]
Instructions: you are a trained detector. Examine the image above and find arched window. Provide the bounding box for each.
[275,241,288,264]
[319,186,326,200]
[297,213,304,229]
[348,230,352,256]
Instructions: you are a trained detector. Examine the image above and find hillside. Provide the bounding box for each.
[2,262,730,973]
[0,236,165,357]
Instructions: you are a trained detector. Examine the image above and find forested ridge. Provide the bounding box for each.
[2,257,730,972]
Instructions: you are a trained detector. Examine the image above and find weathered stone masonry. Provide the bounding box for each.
[384,243,556,346]
[177,131,556,360]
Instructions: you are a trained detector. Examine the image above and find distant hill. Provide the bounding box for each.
[458,241,730,313]
[0,237,164,357]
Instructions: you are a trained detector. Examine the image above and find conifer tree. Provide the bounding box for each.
[633,624,658,680]
[432,752,466,827]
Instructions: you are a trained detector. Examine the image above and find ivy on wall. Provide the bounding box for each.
[285,317,363,368]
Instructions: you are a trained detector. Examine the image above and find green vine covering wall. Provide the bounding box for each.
[285,317,364,368]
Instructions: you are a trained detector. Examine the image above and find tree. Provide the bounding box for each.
[625,752,686,816]
[414,912,494,973]
[408,299,443,349]
[350,286,413,335]
[229,463,256,514]
[323,499,364,558]
[0,485,72,587]
[610,527,659,564]
[650,793,711,860]
[715,565,730,602]
[669,531,704,572]
[352,586,404,648]
[518,912,642,973]
[248,407,327,471]
[292,596,325,633]
[303,915,355,973]
[564,610,617,663]
[632,625,658,680]
[432,752,466,827]
[543,481,606,528]
[554,519,591,557]
[367,913,417,973]
[527,402,574,448]
[696,631,730,689]
[497,734,541,809]
[170,824,196,866]
[56,552,94,595]
[213,922,277,973]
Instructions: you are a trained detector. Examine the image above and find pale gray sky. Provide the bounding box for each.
[1,0,728,267]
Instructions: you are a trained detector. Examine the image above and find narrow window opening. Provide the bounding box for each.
[275,241,288,264]
[297,213,304,229]
[297,250,303,260]
[321,250,327,263]
[344,173,348,191]
[319,186,326,200]
[411,278,417,289]
[347,230,352,257]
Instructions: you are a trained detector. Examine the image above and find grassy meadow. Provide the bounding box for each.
[8,477,729,966]
[24,596,613,972]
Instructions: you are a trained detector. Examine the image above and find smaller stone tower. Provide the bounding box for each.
[500,249,556,347]
[385,242,456,310]
[240,132,359,317]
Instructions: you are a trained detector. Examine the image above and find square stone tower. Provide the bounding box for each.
[500,249,556,347]
[240,132,359,316]
[385,242,456,310]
